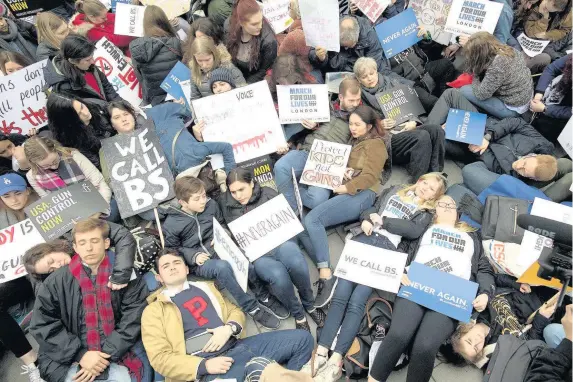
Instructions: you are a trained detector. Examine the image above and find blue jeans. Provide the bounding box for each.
[194,259,259,313]
[283,124,305,141]
[254,241,315,320]
[132,340,154,382]
[274,150,332,212]
[203,329,313,381]
[65,364,130,382]
[461,162,500,196]
[299,190,376,269]
[492,0,514,43]
[544,323,566,349]
[459,85,521,119]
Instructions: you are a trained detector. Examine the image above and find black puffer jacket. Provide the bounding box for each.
[389,45,428,82]
[36,42,59,61]
[219,183,278,224]
[30,251,148,382]
[129,36,182,106]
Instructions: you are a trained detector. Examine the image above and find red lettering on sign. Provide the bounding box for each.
[0,120,21,134]
[183,296,209,326]
[21,106,48,127]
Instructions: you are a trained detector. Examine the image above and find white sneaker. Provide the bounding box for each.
[21,365,46,382]
[313,359,342,382]
[300,351,328,377]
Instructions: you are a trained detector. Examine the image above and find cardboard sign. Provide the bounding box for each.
[101,128,175,218]
[4,0,62,18]
[239,155,277,192]
[0,60,48,135]
[213,218,249,292]
[398,262,479,322]
[301,139,351,190]
[25,182,109,241]
[558,117,572,157]
[445,109,486,145]
[408,0,453,45]
[334,240,408,293]
[276,84,331,124]
[160,61,192,111]
[375,8,422,58]
[94,38,143,109]
[444,0,504,36]
[191,81,287,164]
[0,219,45,283]
[299,0,340,52]
[353,0,391,23]
[114,3,146,37]
[228,194,304,262]
[263,0,294,34]
[517,33,550,57]
[292,167,304,221]
[325,72,354,94]
[139,0,190,20]
[376,85,425,125]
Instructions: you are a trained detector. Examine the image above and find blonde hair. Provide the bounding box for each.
[289,0,301,20]
[24,136,74,174]
[353,57,377,79]
[36,12,67,49]
[396,172,447,210]
[75,0,107,18]
[143,5,176,38]
[533,155,558,181]
[188,36,221,86]
[433,195,477,233]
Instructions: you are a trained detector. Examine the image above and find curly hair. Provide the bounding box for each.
[463,32,515,77]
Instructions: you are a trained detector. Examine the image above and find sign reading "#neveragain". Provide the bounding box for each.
[213,218,250,292]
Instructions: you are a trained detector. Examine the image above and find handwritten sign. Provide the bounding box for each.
[228,194,304,261]
[276,84,330,124]
[375,8,422,58]
[101,128,175,218]
[334,240,407,293]
[94,38,143,109]
[445,109,486,145]
[0,60,48,135]
[139,0,190,20]
[558,117,572,157]
[191,81,286,164]
[300,139,351,190]
[299,0,340,52]
[409,0,453,45]
[444,0,503,36]
[376,85,425,125]
[398,262,479,322]
[262,0,294,34]
[4,0,62,18]
[160,61,192,111]
[353,0,391,23]
[239,155,277,192]
[213,218,249,292]
[25,182,109,241]
[0,219,45,283]
[114,3,146,37]
[517,33,550,57]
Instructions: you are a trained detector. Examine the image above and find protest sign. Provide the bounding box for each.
[445,109,486,145]
[276,84,330,124]
[94,38,143,109]
[375,8,422,58]
[376,85,425,125]
[325,72,354,93]
[160,61,192,111]
[191,81,287,164]
[299,0,340,52]
[301,140,351,190]
[111,0,132,11]
[101,128,175,218]
[4,0,62,18]
[228,194,304,261]
[25,182,109,241]
[444,0,503,35]
[334,240,408,293]
[292,167,303,221]
[353,0,391,23]
[517,33,550,57]
[239,155,277,192]
[213,218,249,292]
[409,0,453,45]
[0,219,45,283]
[139,0,190,19]
[398,262,479,322]
[0,59,48,135]
[558,117,572,157]
[263,0,294,33]
[114,3,145,37]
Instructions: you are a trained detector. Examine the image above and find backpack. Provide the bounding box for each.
[131,227,162,276]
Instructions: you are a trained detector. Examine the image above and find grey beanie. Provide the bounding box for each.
[209,67,236,92]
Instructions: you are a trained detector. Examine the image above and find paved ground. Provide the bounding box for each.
[1,160,485,382]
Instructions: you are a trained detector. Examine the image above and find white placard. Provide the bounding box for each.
[292,167,304,221]
[263,0,294,34]
[518,198,573,270]
[94,38,143,109]
[191,81,286,164]
[0,219,46,283]
[114,3,146,37]
[409,0,453,45]
[277,84,330,124]
[300,139,352,190]
[228,194,304,261]
[140,0,190,20]
[444,0,504,36]
[558,117,572,158]
[213,218,249,292]
[353,0,391,23]
[299,0,340,52]
[334,240,408,293]
[0,60,48,135]
[517,33,550,57]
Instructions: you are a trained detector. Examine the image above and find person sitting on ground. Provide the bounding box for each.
[0,50,32,75]
[521,0,571,42]
[141,248,314,382]
[35,12,69,61]
[0,132,34,175]
[182,17,227,65]
[30,218,150,382]
[0,9,38,62]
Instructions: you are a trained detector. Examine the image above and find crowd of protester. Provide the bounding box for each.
[0,0,571,382]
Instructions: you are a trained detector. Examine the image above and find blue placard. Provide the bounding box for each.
[398,262,479,322]
[160,61,192,110]
[444,108,487,145]
[375,8,422,59]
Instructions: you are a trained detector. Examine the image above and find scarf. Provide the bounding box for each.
[69,254,143,382]
[0,18,36,60]
[33,155,86,192]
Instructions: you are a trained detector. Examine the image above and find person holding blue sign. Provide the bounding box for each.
[369,195,494,382]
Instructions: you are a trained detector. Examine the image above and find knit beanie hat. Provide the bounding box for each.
[209,67,236,92]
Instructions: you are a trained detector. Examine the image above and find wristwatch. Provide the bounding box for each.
[484,132,492,141]
[226,322,240,336]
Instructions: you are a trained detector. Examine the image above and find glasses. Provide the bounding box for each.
[437,202,457,210]
[38,155,61,170]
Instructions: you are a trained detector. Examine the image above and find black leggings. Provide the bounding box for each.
[0,277,34,358]
[370,297,456,382]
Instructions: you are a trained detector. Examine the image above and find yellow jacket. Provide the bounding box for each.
[141,281,246,382]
